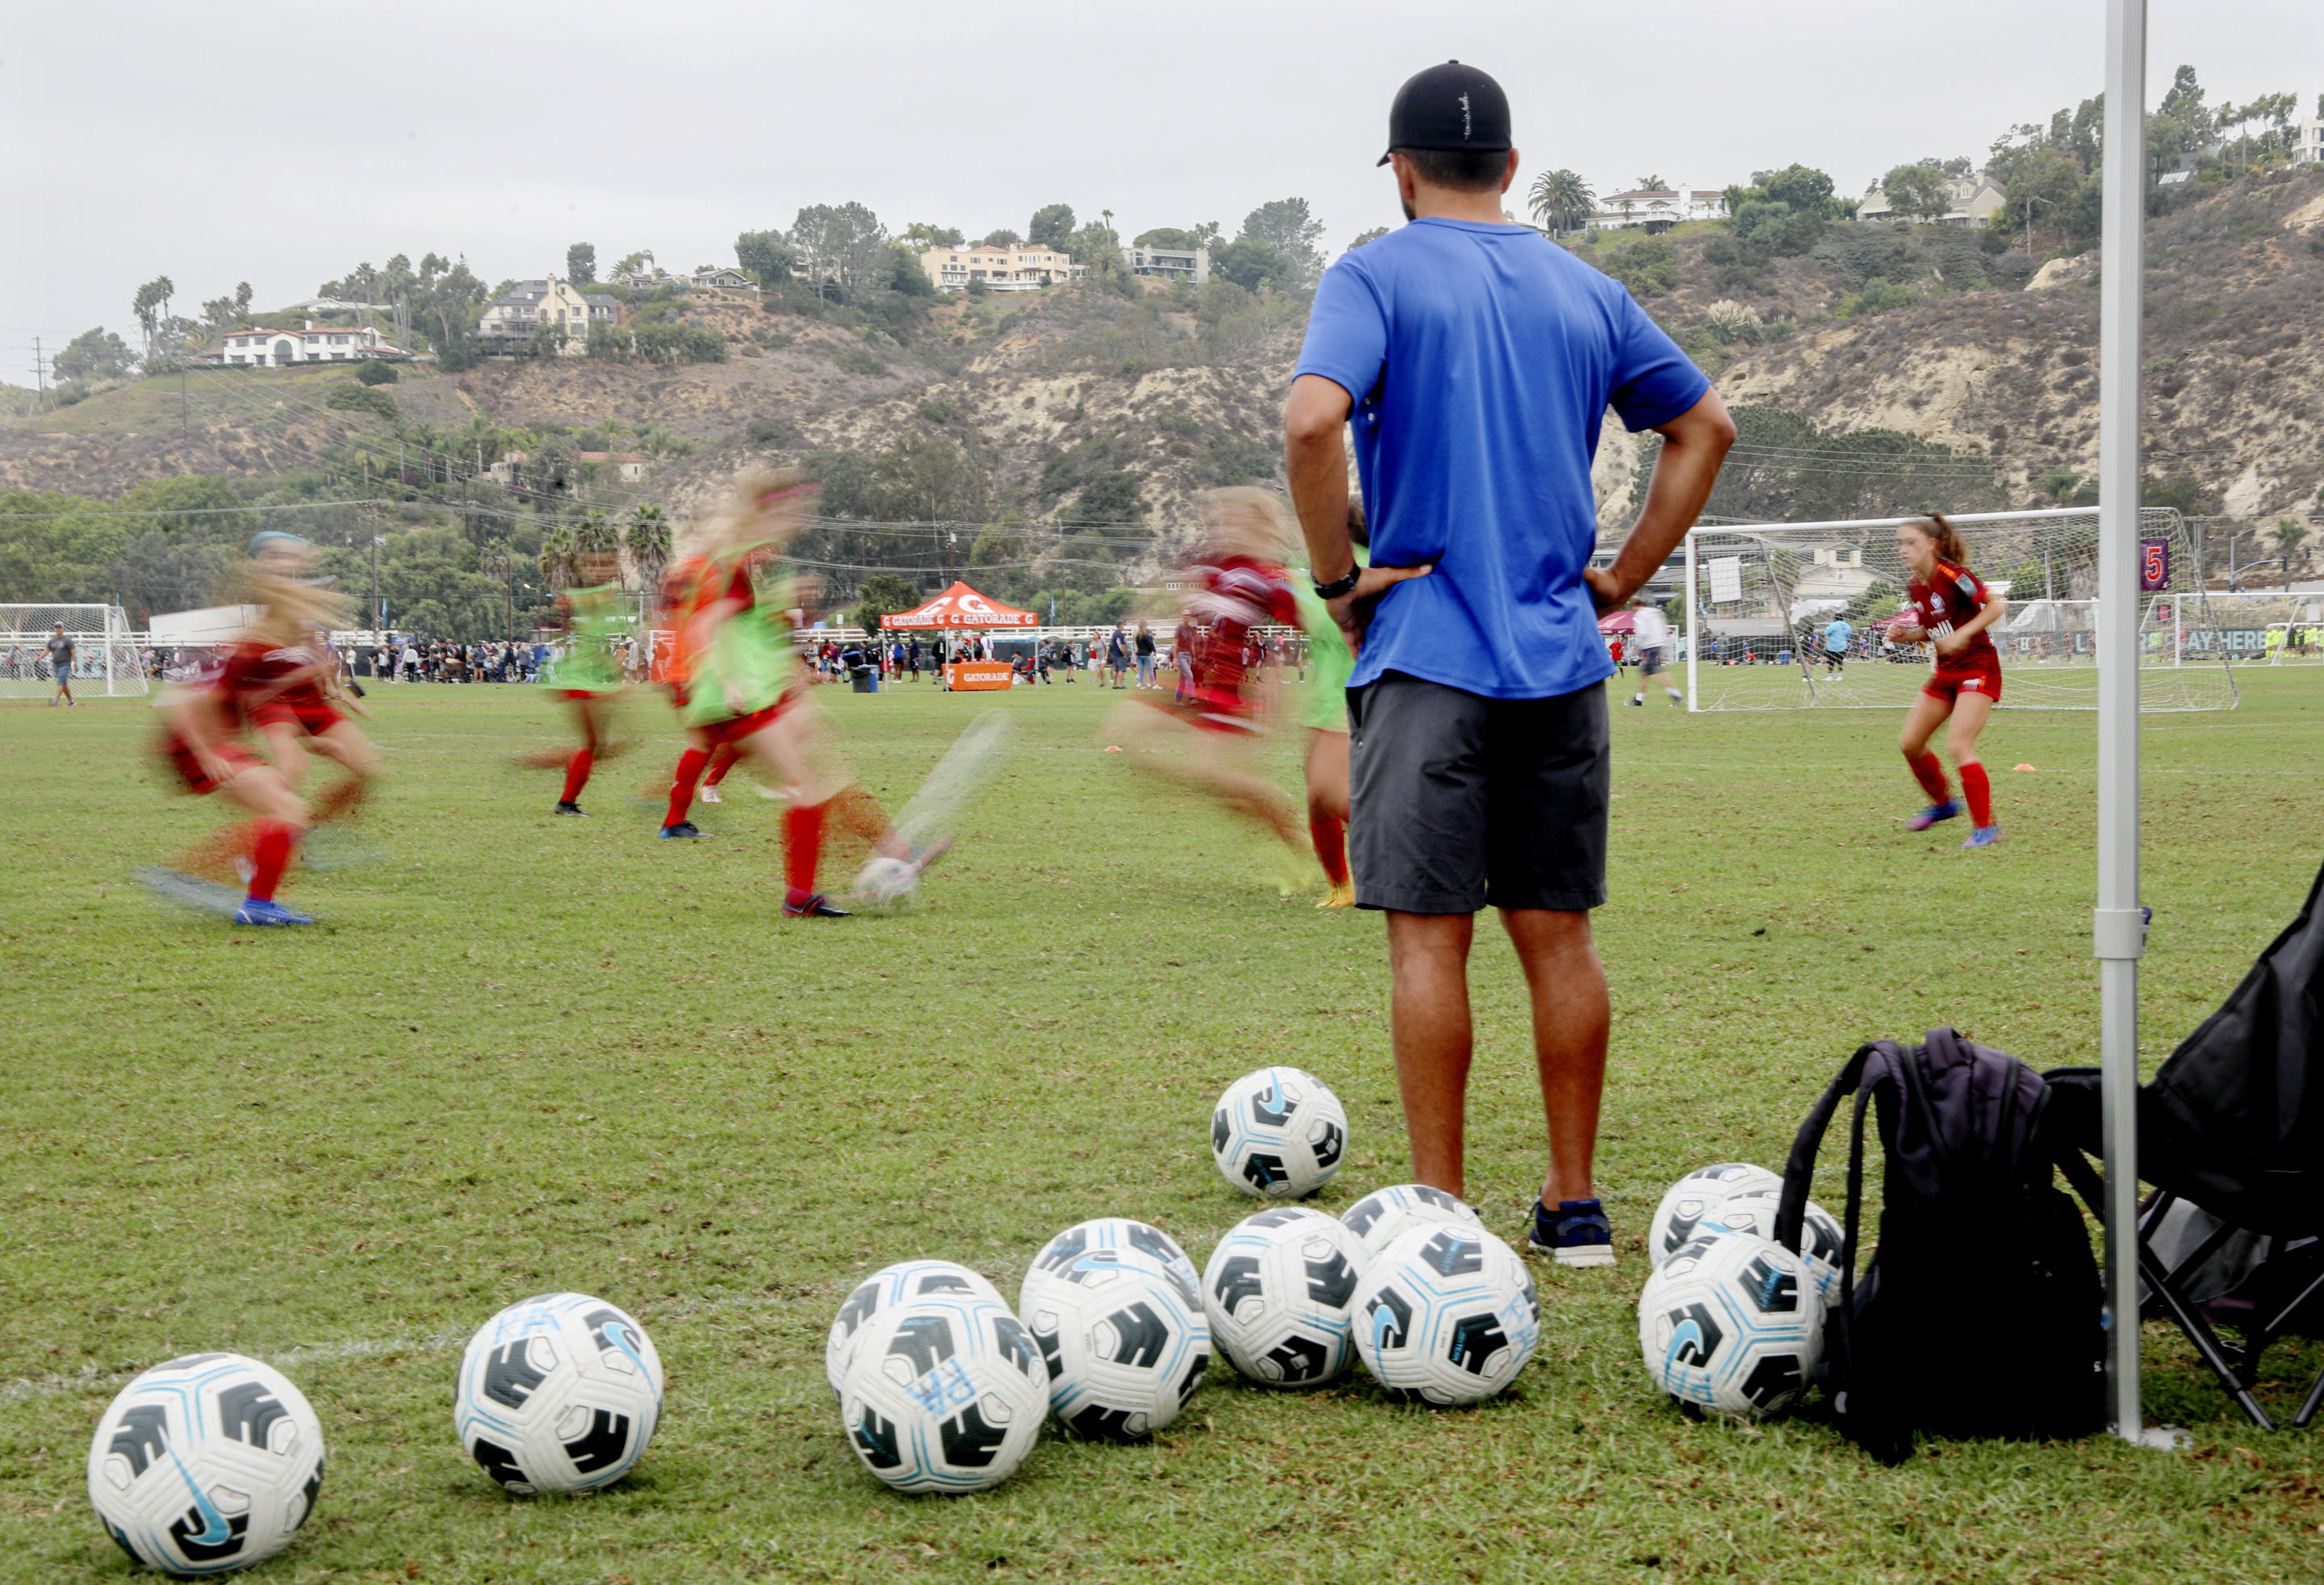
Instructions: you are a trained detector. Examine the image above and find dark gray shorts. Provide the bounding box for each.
[1347,671,1609,915]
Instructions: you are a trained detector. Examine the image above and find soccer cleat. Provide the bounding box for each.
[783,890,851,918]
[1905,798,1961,831]
[1528,1198,1615,1267]
[658,821,709,839]
[698,784,722,804]
[1962,824,2005,849]
[554,801,587,817]
[1626,696,1644,707]
[233,897,315,926]
[1317,881,1356,910]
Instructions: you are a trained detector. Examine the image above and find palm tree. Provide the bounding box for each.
[1635,174,1670,193]
[1528,169,1596,235]
[539,522,579,592]
[628,504,671,591]
[573,510,618,558]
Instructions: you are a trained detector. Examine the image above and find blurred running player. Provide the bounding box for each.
[1624,596,1682,708]
[1109,488,1306,862]
[1890,512,2008,848]
[1289,501,1368,907]
[681,470,939,915]
[539,547,631,817]
[236,533,382,826]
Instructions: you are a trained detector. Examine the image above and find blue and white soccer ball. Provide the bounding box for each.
[1202,1206,1369,1387]
[827,1260,1007,1399]
[1647,1163,1783,1268]
[1018,1218,1202,1319]
[1021,1262,1209,1439]
[1339,1182,1482,1262]
[838,1292,1048,1493]
[1636,1226,1825,1419]
[1692,1186,1848,1304]
[87,1353,325,1575]
[454,1293,664,1495]
[1350,1223,1540,1406]
[1210,1067,1349,1198]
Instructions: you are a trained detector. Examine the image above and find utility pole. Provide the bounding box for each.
[180,362,189,450]
[370,533,384,639]
[29,337,45,410]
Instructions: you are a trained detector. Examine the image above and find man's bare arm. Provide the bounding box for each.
[1285,374,1432,646]
[1584,389,1737,615]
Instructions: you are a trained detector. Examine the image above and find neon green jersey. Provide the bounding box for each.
[547,583,629,691]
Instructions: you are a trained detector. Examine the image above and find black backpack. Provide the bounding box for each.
[1773,1027,2105,1463]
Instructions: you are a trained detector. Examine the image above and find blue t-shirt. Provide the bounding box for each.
[1294,219,1709,699]
[1823,619,1853,653]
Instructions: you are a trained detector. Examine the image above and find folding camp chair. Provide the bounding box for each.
[2044,854,2324,1430]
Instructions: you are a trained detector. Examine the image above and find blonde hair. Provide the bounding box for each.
[702,466,816,561]
[1904,512,1971,567]
[1202,487,1298,562]
[236,566,353,647]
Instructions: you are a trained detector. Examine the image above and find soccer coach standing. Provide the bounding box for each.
[1285,61,1733,1266]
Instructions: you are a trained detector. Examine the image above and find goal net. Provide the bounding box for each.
[1679,508,2238,713]
[0,604,148,699]
[2191,592,2324,664]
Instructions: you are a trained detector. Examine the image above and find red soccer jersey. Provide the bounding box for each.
[1183,553,1297,714]
[219,639,320,721]
[1905,560,1998,669]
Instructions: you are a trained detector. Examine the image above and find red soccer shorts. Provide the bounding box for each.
[696,689,800,747]
[1923,651,2004,705]
[250,690,343,736]
[161,734,261,797]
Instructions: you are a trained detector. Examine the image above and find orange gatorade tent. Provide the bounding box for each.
[880,582,1038,629]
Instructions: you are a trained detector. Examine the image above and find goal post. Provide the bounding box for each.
[0,604,148,699]
[1678,506,2237,713]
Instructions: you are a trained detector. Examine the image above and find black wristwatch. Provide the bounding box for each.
[1311,566,1361,600]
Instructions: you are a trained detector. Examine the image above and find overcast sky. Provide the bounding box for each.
[3,0,2317,374]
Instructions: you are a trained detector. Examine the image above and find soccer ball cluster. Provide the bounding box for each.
[1635,1163,1844,1419]
[828,1066,1540,1497]
[88,1290,664,1575]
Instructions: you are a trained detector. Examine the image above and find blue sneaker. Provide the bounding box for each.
[1962,824,2004,849]
[1528,1198,1615,1267]
[1906,799,1961,831]
[234,897,315,926]
[658,821,710,839]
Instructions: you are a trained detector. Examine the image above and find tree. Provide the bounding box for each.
[1135,228,1197,249]
[626,504,671,590]
[1528,169,1595,233]
[1758,164,1836,219]
[1027,204,1076,249]
[131,277,176,368]
[852,573,919,632]
[790,202,888,297]
[904,222,963,248]
[1635,174,1669,192]
[2159,65,2209,132]
[1210,239,1296,294]
[981,229,1022,248]
[1345,226,1391,250]
[1069,471,1143,525]
[2272,521,2311,585]
[1237,199,1324,282]
[734,229,800,286]
[355,359,398,386]
[1880,164,1954,224]
[53,327,136,383]
[566,243,596,284]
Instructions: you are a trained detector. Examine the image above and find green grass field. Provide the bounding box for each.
[2,671,2322,1583]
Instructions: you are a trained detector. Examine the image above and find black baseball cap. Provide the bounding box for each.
[1378,61,1511,166]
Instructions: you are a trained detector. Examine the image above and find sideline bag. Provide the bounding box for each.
[1774,1027,2104,1463]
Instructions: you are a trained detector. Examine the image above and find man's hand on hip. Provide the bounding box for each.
[1331,563,1433,653]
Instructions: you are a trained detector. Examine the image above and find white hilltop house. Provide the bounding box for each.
[207,323,406,366]
[2297,114,2323,166]
[1589,186,1728,232]
[916,242,1081,291]
[479,274,596,355]
[1858,169,2008,228]
[1120,241,1210,283]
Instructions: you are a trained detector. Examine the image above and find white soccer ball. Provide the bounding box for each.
[1202,1206,1369,1387]
[1339,1182,1482,1262]
[454,1293,664,1495]
[1022,1261,1210,1439]
[1647,1163,1783,1268]
[1351,1223,1540,1406]
[1018,1218,1202,1321]
[827,1260,1007,1399]
[1210,1066,1349,1198]
[88,1353,325,1575]
[838,1292,1048,1493]
[1637,1227,1825,1419]
[852,854,917,909]
[1691,1186,1847,1303]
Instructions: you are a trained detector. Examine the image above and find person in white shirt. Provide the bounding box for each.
[1626,598,1682,708]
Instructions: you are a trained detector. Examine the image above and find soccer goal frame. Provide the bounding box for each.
[0,604,148,699]
[1679,506,2238,713]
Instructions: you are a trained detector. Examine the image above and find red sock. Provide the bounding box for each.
[1907,751,1950,803]
[784,799,828,898]
[1310,812,1349,887]
[665,748,708,828]
[703,745,737,788]
[1960,761,1992,827]
[248,821,296,901]
[560,749,594,804]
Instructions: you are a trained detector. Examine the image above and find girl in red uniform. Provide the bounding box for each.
[237,533,381,826]
[1891,512,2010,848]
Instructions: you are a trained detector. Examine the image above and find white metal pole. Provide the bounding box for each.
[1684,530,1699,712]
[2096,0,2150,1448]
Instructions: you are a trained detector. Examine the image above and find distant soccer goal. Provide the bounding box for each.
[0,604,148,699]
[1679,508,2238,713]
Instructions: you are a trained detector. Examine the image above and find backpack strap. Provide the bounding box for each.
[1776,1041,1884,1255]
